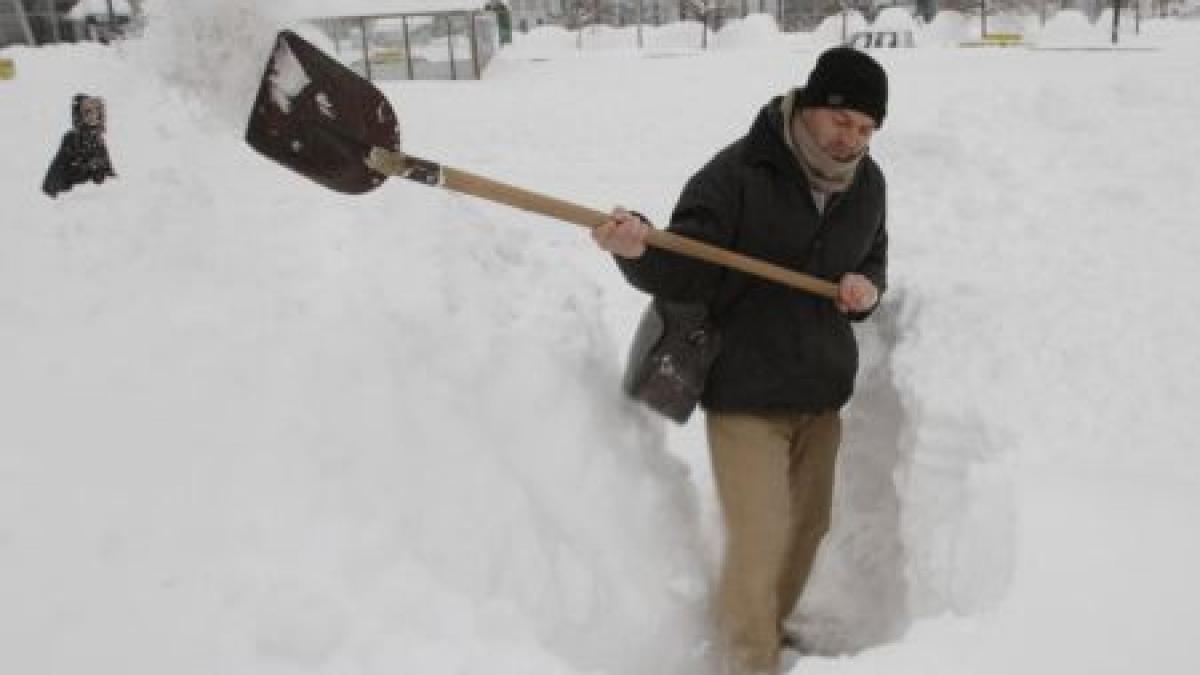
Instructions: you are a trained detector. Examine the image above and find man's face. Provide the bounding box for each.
[797,107,876,162]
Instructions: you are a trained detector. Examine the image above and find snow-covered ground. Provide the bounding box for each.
[2,3,1199,675]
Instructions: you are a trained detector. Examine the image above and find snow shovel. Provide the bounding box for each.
[244,30,839,301]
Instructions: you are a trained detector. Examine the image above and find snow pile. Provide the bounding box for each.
[287,0,516,17]
[710,13,784,49]
[1036,9,1108,45]
[69,0,133,19]
[571,23,641,50]
[2,6,715,675]
[5,4,1200,675]
[873,7,919,32]
[509,15,783,54]
[811,11,869,45]
[923,10,969,45]
[1095,8,1145,35]
[511,24,578,52]
[986,11,1033,36]
[646,20,714,49]
[511,20,713,53]
[133,0,294,129]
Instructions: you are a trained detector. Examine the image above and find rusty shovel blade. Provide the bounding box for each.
[245,30,400,195]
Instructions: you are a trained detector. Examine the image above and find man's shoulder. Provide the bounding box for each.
[696,136,752,179]
[858,153,887,190]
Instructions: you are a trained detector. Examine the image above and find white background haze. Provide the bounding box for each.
[2,2,1199,674]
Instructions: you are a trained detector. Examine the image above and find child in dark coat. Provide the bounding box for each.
[42,94,117,198]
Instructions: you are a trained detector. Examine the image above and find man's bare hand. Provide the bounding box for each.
[836,273,879,314]
[592,207,650,259]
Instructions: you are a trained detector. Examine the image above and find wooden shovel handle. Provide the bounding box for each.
[443,166,610,228]
[646,229,839,299]
[441,165,840,301]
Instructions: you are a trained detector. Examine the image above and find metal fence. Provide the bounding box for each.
[313,11,500,82]
[0,0,131,47]
[508,0,885,33]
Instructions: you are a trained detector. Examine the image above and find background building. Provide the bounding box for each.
[505,0,917,33]
[0,0,135,47]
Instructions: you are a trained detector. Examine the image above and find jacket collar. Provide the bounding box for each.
[743,93,869,192]
[744,95,798,171]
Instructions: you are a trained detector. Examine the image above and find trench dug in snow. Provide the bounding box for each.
[788,288,1014,655]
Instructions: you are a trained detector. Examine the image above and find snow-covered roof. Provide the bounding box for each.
[289,0,487,19]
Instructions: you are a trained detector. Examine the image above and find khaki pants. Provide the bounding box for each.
[706,411,841,675]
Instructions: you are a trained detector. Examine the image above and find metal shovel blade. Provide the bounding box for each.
[244,30,399,195]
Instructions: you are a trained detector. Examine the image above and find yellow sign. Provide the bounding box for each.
[0,58,14,80]
[961,33,1024,48]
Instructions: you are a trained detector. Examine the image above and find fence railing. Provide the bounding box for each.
[314,11,500,82]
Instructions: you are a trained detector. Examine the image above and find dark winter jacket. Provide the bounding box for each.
[42,95,116,198]
[42,129,116,198]
[616,95,888,413]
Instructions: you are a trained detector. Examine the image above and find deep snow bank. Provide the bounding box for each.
[1,10,716,675]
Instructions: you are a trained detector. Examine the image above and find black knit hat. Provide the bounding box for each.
[797,47,888,128]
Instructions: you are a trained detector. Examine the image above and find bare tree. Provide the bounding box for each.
[683,0,717,47]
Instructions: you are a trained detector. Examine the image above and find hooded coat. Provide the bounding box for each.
[42,95,117,198]
[617,95,888,413]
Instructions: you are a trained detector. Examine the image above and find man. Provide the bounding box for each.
[592,47,888,675]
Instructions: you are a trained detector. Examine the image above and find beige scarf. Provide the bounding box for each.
[781,89,863,195]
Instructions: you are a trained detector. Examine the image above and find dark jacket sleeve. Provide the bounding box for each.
[41,132,75,198]
[91,141,117,182]
[847,191,888,322]
[615,147,743,304]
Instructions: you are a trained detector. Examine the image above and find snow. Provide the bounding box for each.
[68,0,134,20]
[3,4,1200,675]
[289,0,488,18]
[1037,9,1115,46]
[924,10,972,45]
[872,7,919,32]
[268,40,311,114]
[710,13,786,49]
[507,18,780,54]
[812,11,870,45]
